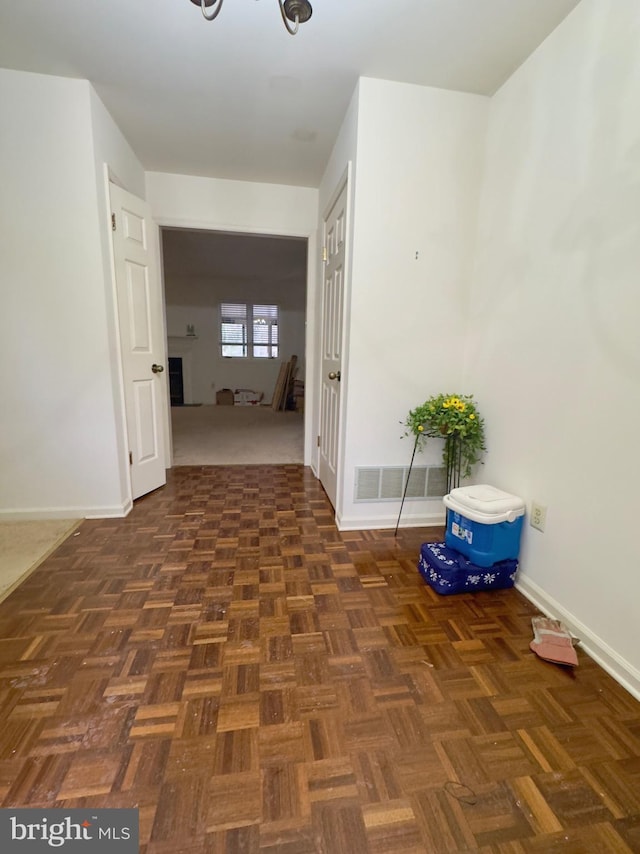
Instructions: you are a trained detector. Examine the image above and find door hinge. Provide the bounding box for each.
[129,452,133,465]
[111,213,116,232]
[322,246,328,263]
[317,435,321,447]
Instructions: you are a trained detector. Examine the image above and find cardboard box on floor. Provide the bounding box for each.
[216,389,234,405]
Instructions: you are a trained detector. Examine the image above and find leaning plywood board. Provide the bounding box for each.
[272,362,289,411]
[284,355,297,410]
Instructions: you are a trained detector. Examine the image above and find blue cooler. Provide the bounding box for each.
[418,542,518,595]
[443,484,525,567]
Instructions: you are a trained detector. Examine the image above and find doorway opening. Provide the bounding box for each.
[160,227,307,466]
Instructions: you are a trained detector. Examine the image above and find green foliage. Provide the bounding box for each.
[403,393,486,479]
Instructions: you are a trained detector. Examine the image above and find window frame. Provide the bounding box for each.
[219,302,279,359]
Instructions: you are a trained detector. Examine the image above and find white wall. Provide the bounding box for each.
[165,289,305,405]
[466,0,640,692]
[336,78,489,529]
[146,172,318,456]
[146,172,319,236]
[0,69,145,519]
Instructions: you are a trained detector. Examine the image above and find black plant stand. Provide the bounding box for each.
[394,433,461,536]
[444,434,462,493]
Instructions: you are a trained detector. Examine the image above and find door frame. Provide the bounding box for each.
[318,166,352,522]
[155,219,318,468]
[103,166,172,512]
[110,181,169,499]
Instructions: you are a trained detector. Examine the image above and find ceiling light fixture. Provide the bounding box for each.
[190,0,312,36]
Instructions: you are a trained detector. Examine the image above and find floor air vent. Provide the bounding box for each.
[355,466,446,502]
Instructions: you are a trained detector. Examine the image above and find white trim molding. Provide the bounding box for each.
[0,499,133,521]
[336,509,446,532]
[516,574,640,702]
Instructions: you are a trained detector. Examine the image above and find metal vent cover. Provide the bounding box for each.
[354,466,446,502]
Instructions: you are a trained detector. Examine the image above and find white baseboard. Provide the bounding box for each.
[516,574,640,702]
[336,510,446,532]
[0,500,132,521]
[86,499,133,519]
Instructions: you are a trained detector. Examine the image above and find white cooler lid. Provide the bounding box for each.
[443,484,525,524]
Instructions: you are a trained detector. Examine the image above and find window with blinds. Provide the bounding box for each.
[220,303,278,358]
[252,304,279,358]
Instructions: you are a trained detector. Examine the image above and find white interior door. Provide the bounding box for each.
[110,183,167,500]
[318,181,347,509]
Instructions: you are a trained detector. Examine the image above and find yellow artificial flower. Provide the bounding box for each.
[404,393,485,481]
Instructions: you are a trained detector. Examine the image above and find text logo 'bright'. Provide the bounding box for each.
[0,809,138,852]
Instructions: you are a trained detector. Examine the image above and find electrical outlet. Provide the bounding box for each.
[530,502,547,532]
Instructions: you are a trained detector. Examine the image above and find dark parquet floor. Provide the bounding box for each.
[0,465,639,853]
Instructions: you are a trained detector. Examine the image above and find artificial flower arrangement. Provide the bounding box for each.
[403,393,486,482]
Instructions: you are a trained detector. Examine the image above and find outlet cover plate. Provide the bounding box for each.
[530,502,547,532]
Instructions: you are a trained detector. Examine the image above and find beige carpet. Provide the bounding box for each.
[171,404,304,465]
[0,518,81,602]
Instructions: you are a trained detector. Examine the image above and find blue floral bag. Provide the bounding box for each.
[418,542,518,595]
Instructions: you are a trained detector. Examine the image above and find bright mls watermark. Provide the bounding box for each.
[0,809,138,852]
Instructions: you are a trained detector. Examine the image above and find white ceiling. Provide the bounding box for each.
[1,0,581,188]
